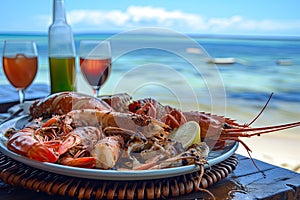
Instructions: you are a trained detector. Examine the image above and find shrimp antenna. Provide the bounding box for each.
[246,92,274,127]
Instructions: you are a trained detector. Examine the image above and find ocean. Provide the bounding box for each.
[0,32,300,127]
[0,31,300,115]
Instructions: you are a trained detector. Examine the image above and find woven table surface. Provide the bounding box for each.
[0,151,238,199]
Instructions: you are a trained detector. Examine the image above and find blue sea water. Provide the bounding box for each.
[0,32,299,122]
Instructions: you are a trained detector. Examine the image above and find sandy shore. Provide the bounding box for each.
[236,133,300,173]
[225,101,300,173]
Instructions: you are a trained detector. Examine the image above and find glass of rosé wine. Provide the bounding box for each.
[79,40,111,97]
[2,40,38,104]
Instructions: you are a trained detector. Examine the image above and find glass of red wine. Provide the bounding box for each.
[79,40,111,97]
[2,40,38,104]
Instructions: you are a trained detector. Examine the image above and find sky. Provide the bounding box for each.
[1,0,300,36]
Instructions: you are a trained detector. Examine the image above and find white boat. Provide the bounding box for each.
[276,59,293,66]
[207,57,235,64]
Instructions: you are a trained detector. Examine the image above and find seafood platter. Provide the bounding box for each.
[0,92,299,199]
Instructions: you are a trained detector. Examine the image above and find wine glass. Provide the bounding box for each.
[2,40,38,104]
[79,40,111,97]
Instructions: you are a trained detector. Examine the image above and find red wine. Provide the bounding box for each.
[80,57,111,88]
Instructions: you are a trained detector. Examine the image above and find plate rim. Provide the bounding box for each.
[0,115,238,181]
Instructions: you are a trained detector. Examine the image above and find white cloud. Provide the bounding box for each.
[52,6,300,35]
[208,16,243,30]
[69,9,129,26]
[68,6,205,30]
[124,6,203,27]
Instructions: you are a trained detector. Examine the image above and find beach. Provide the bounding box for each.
[1,32,300,172]
[226,100,300,173]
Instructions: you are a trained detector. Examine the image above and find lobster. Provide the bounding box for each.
[5,117,97,168]
[29,92,300,152]
[128,94,300,149]
[127,93,300,174]
[26,92,300,173]
[29,91,112,120]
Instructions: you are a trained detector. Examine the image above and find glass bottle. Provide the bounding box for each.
[48,0,76,93]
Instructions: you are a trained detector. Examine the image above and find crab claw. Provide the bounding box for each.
[161,110,187,129]
[58,134,82,155]
[27,143,59,163]
[59,157,97,168]
[91,136,122,169]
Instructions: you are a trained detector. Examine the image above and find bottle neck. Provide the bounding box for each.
[53,0,67,23]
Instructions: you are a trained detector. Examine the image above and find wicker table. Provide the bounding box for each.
[0,154,299,199]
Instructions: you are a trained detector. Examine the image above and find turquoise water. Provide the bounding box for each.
[1,32,299,124]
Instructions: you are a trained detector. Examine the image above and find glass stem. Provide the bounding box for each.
[94,88,100,98]
[18,89,25,104]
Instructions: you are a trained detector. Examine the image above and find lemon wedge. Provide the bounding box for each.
[169,121,201,149]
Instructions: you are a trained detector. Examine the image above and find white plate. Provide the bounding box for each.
[0,116,238,180]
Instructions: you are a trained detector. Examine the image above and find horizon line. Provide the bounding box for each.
[0,31,300,40]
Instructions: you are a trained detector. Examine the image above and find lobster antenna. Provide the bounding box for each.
[246,92,274,127]
[236,138,266,178]
[245,147,267,178]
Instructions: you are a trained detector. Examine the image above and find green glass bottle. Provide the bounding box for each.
[48,0,76,93]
